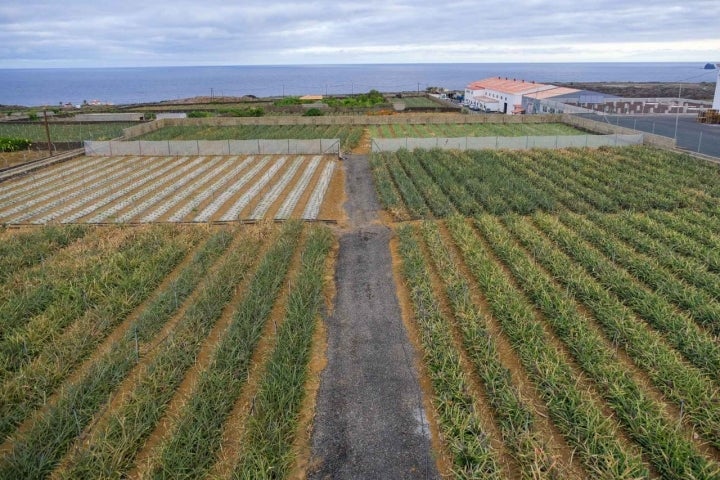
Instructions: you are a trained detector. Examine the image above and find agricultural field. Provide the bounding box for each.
[0,221,334,479]
[367,122,584,138]
[137,124,365,151]
[0,154,342,225]
[0,122,136,143]
[374,145,720,478]
[391,96,446,109]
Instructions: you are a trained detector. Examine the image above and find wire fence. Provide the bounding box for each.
[371,134,643,152]
[84,139,341,156]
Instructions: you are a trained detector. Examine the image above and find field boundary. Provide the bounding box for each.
[562,114,676,149]
[121,114,566,138]
[371,134,643,152]
[84,139,340,156]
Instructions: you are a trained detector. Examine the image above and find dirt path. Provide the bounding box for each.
[309,155,438,479]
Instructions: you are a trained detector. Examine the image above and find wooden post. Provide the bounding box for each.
[43,110,53,156]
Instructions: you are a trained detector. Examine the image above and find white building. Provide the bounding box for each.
[464,77,557,114]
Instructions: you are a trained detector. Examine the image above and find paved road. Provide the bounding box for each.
[309,155,438,479]
[577,113,720,158]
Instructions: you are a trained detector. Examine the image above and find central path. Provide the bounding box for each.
[309,155,438,479]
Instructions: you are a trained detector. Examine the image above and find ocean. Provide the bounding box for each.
[0,63,715,107]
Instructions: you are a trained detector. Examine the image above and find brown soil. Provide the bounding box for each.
[237,155,295,220]
[351,128,371,155]
[388,233,453,479]
[288,236,337,479]
[413,225,520,478]
[436,221,587,479]
[0,150,50,169]
[287,156,325,220]
[205,226,307,478]
[126,224,278,478]
[316,159,345,225]
[153,157,239,222]
[524,215,720,462]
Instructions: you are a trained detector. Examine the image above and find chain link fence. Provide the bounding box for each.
[84,139,340,156]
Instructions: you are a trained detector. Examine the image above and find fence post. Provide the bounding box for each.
[698,132,703,153]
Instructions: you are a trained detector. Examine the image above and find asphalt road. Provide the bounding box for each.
[309,155,438,479]
[577,113,720,158]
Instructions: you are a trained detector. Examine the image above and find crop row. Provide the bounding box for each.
[398,215,720,478]
[137,124,365,150]
[372,147,720,220]
[0,222,335,479]
[0,122,136,143]
[368,122,584,138]
[0,154,339,224]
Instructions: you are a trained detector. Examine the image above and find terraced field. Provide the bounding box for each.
[376,145,720,478]
[367,122,583,138]
[138,124,365,151]
[0,221,334,479]
[0,154,342,225]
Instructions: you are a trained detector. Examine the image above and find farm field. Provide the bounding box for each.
[137,124,365,151]
[374,145,720,478]
[0,154,342,225]
[0,122,136,142]
[391,96,446,109]
[0,221,334,479]
[367,122,584,138]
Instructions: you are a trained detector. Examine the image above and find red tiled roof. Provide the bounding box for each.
[467,77,555,95]
[524,86,580,99]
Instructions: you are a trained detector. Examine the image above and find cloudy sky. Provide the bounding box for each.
[1,0,719,68]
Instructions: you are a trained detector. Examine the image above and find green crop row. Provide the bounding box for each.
[0,137,31,152]
[397,150,456,217]
[369,152,409,221]
[396,224,503,479]
[559,211,720,336]
[54,227,270,479]
[0,123,135,142]
[446,215,648,478]
[369,123,584,138]
[0,227,199,443]
[475,214,718,478]
[0,225,87,285]
[533,213,720,381]
[232,225,332,478]
[503,214,720,451]
[0,229,230,478]
[149,221,303,478]
[418,221,559,479]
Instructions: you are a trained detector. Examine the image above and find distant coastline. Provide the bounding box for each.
[1,62,716,107]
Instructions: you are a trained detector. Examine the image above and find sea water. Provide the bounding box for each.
[0,62,715,107]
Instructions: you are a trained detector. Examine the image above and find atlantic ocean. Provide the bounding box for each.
[0,62,715,107]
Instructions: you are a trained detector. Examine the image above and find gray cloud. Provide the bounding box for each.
[1,0,719,67]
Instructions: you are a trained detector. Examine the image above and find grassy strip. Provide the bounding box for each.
[504,214,720,450]
[0,225,87,284]
[476,214,718,479]
[396,224,503,479]
[0,227,197,442]
[232,225,333,478]
[446,215,647,479]
[560,211,720,336]
[420,221,560,479]
[533,213,720,381]
[0,230,229,478]
[397,149,456,217]
[55,227,269,479]
[369,152,409,221]
[149,221,304,479]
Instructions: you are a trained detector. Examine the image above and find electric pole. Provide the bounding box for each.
[43,110,53,156]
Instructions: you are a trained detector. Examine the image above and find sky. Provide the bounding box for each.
[1,0,719,68]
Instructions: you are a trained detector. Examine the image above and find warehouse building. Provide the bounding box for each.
[464,77,557,114]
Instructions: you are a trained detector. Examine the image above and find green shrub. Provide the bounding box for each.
[187,111,213,118]
[0,137,31,152]
[303,108,324,116]
[273,96,302,106]
[222,107,264,117]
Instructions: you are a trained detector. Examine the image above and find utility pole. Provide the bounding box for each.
[674,84,682,140]
[43,110,53,156]
[417,82,420,93]
[210,88,214,101]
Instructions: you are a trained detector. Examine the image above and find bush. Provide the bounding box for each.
[273,97,303,106]
[303,108,324,117]
[222,107,264,117]
[187,111,213,118]
[0,137,31,152]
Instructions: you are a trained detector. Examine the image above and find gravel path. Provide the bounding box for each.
[309,155,438,479]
